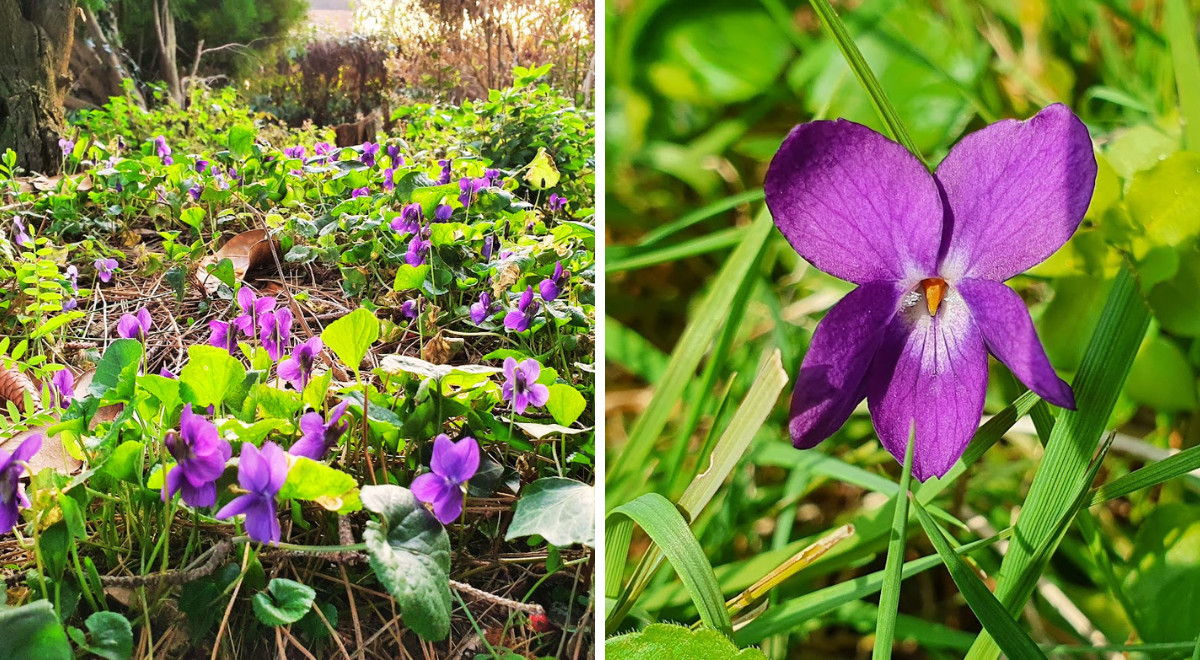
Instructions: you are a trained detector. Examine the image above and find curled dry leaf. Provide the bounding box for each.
[492,261,521,298]
[422,331,463,365]
[16,174,92,193]
[195,228,279,295]
[0,369,111,474]
[0,366,40,412]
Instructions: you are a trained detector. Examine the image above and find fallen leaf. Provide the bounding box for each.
[422,331,458,365]
[0,427,83,474]
[492,262,521,297]
[16,174,91,193]
[195,228,279,295]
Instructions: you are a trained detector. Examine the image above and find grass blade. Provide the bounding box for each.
[637,189,765,247]
[607,352,789,630]
[608,493,734,637]
[1089,444,1200,506]
[967,265,1150,659]
[609,209,774,485]
[607,226,744,273]
[912,501,1048,660]
[1165,0,1200,150]
[873,432,914,660]
[808,0,927,165]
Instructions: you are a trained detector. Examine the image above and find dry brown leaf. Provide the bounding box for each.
[195,228,279,295]
[0,427,83,474]
[492,261,521,297]
[0,367,39,412]
[16,173,91,193]
[423,331,454,365]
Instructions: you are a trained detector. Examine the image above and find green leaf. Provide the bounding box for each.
[78,612,133,660]
[88,339,142,403]
[228,125,255,160]
[506,477,595,547]
[523,148,560,190]
[967,265,1150,659]
[874,434,914,660]
[1122,504,1200,643]
[544,384,586,426]
[1166,0,1200,150]
[393,264,430,291]
[180,207,205,234]
[608,493,733,638]
[0,601,71,660]
[255,384,303,420]
[139,374,180,410]
[361,485,452,641]
[101,441,144,484]
[322,307,379,374]
[252,578,316,626]
[1127,152,1200,257]
[205,258,237,290]
[1125,334,1196,411]
[180,344,246,410]
[608,623,767,660]
[912,502,1047,659]
[278,457,360,512]
[1089,444,1200,506]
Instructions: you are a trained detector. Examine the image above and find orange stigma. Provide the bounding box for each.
[921,278,948,316]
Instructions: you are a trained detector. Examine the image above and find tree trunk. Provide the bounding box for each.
[151,0,183,105]
[0,0,78,175]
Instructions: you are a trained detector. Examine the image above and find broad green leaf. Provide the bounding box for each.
[139,373,180,410]
[361,485,451,641]
[101,441,144,484]
[278,457,360,513]
[523,148,560,190]
[393,264,430,291]
[607,623,767,660]
[1125,334,1196,411]
[0,600,71,660]
[1123,504,1200,643]
[180,345,246,409]
[75,612,133,660]
[1127,152,1200,257]
[255,384,303,420]
[180,207,205,234]
[544,384,586,426]
[88,339,142,403]
[322,307,379,374]
[228,125,255,160]
[252,578,316,626]
[507,477,595,547]
[1148,244,1200,336]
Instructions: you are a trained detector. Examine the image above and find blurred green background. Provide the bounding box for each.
[605,0,1200,656]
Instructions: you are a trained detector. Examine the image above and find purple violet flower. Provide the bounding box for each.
[504,286,539,333]
[470,292,498,325]
[188,184,202,201]
[390,203,422,235]
[216,441,288,544]
[12,218,31,248]
[117,308,152,341]
[538,261,569,302]
[283,146,306,159]
[58,138,74,156]
[401,298,421,319]
[49,369,74,410]
[66,266,78,292]
[0,434,41,534]
[458,177,487,205]
[260,307,293,361]
[278,336,322,390]
[764,104,1094,481]
[437,158,453,185]
[155,135,173,165]
[361,141,379,167]
[351,186,369,199]
[386,144,401,165]
[481,234,496,260]
[434,204,453,222]
[314,142,332,157]
[290,400,351,460]
[405,233,430,267]
[160,367,176,379]
[208,320,237,353]
[95,258,118,283]
[411,435,479,524]
[195,158,209,173]
[502,357,550,415]
[382,167,395,192]
[233,288,276,337]
[548,193,568,212]
[485,168,499,180]
[62,298,78,311]
[163,404,232,508]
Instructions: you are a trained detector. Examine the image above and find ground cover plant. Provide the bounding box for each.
[0,65,595,658]
[606,0,1200,658]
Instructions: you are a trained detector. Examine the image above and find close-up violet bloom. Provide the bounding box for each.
[58,138,74,156]
[386,144,402,166]
[290,400,352,460]
[470,291,498,325]
[504,286,540,333]
[502,357,550,415]
[401,297,421,320]
[411,434,480,524]
[234,287,276,337]
[283,146,305,160]
[547,193,568,212]
[208,319,238,353]
[437,158,453,185]
[405,233,431,267]
[95,258,118,283]
[117,308,153,341]
[278,336,323,390]
[458,176,487,205]
[538,261,569,302]
[0,434,41,534]
[361,141,379,167]
[195,158,209,173]
[390,203,422,235]
[66,265,78,292]
[382,167,395,192]
[216,441,288,544]
[434,204,453,222]
[313,142,333,157]
[188,184,202,201]
[764,104,1095,481]
[48,368,74,410]
[260,307,294,361]
[481,234,497,260]
[163,404,232,508]
[351,186,369,199]
[154,135,173,165]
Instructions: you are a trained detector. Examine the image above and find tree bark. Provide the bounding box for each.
[151,0,183,105]
[0,0,78,175]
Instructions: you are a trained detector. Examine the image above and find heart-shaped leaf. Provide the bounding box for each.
[506,477,594,547]
[252,578,316,626]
